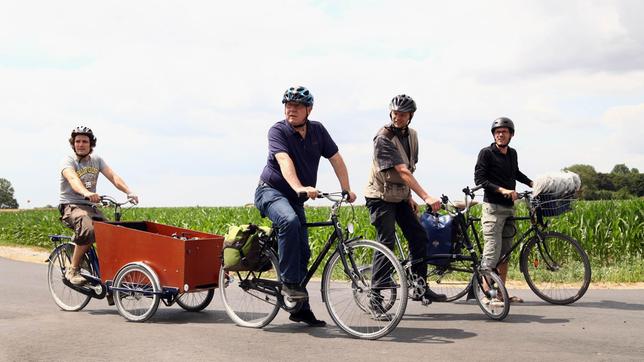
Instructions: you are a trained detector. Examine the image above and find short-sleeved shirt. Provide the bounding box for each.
[373,127,414,172]
[259,120,339,203]
[59,154,106,205]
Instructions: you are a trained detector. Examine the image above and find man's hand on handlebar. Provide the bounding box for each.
[127,193,139,205]
[499,187,518,201]
[83,192,101,203]
[424,195,441,213]
[343,190,357,203]
[296,186,319,200]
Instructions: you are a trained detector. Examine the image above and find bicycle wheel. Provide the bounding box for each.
[218,250,280,328]
[351,265,399,313]
[427,260,472,302]
[176,289,215,312]
[113,263,161,322]
[322,239,408,340]
[47,243,92,311]
[472,270,510,321]
[520,231,591,305]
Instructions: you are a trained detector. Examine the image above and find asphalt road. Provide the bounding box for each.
[1,256,643,361]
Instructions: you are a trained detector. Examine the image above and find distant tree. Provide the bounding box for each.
[611,164,631,175]
[596,173,615,191]
[564,163,642,200]
[0,178,19,209]
[614,187,635,200]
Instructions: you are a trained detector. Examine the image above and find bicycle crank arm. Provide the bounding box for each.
[61,278,106,299]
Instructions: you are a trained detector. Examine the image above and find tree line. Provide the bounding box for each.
[565,164,643,200]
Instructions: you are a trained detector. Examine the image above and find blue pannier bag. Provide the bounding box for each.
[420,212,453,266]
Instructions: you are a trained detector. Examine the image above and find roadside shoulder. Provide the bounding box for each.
[0,245,49,264]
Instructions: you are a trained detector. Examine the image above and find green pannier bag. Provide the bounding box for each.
[222,224,273,272]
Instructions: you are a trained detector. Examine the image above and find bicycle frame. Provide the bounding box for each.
[237,193,366,306]
[467,191,551,271]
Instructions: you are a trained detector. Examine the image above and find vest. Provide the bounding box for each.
[364,126,418,202]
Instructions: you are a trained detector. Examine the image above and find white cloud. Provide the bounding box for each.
[1,0,643,207]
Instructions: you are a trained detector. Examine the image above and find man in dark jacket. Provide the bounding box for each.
[474,117,532,303]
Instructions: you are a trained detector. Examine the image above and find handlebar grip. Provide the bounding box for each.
[471,185,483,192]
[297,191,308,198]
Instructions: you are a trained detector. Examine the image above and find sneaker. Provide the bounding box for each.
[65,267,86,285]
[289,309,326,327]
[281,283,308,301]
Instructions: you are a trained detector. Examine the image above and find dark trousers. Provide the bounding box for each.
[366,198,428,286]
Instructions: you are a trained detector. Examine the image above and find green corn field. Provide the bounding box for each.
[1,199,642,282]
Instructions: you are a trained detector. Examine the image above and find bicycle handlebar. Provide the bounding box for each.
[85,195,136,206]
[516,190,533,200]
[297,190,348,203]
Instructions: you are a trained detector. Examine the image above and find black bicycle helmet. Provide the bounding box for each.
[389,94,417,113]
[282,86,314,106]
[491,117,515,135]
[69,126,97,147]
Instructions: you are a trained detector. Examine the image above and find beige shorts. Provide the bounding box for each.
[59,204,106,245]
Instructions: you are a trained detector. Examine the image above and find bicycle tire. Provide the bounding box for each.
[520,231,591,305]
[322,239,408,340]
[218,250,281,328]
[113,263,161,322]
[176,289,215,312]
[427,260,472,302]
[352,265,399,313]
[47,243,93,311]
[472,270,510,321]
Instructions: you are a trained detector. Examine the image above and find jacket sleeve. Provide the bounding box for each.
[474,149,500,192]
[514,150,532,186]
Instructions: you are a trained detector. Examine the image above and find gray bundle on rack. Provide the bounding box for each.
[532,171,581,198]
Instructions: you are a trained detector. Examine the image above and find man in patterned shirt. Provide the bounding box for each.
[59,126,138,285]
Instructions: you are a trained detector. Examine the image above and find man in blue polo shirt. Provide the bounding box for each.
[255,86,357,327]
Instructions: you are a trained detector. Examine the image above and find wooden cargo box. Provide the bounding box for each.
[94,221,223,291]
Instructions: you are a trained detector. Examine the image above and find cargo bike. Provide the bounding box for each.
[47,196,224,322]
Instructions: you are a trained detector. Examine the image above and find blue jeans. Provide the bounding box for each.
[254,184,310,285]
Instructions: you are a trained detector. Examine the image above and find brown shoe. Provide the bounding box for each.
[65,267,86,285]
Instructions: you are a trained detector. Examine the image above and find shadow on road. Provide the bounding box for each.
[261,323,477,343]
[87,308,232,324]
[405,312,569,325]
[565,300,644,311]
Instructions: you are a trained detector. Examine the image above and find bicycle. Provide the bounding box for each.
[47,196,217,321]
[436,186,591,305]
[360,192,511,321]
[218,191,408,340]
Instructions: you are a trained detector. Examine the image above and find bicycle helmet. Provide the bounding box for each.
[491,117,515,135]
[69,125,97,148]
[282,86,314,106]
[389,94,417,113]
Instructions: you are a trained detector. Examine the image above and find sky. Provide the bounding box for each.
[1,0,643,208]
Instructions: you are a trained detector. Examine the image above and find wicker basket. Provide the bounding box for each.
[532,192,576,217]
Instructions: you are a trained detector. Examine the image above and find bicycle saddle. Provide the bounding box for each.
[452,200,479,210]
